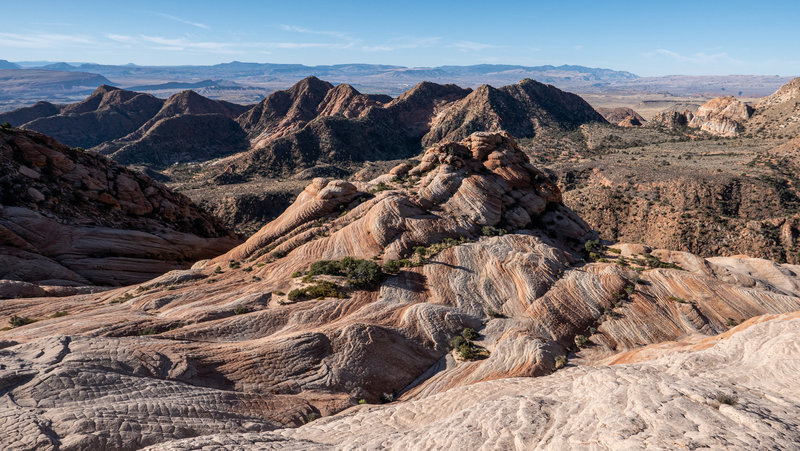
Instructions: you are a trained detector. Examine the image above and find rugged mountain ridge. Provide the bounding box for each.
[0,126,239,291]
[2,133,799,449]
[0,85,164,148]
[93,89,251,167]
[423,79,607,145]
[238,76,391,148]
[221,78,605,179]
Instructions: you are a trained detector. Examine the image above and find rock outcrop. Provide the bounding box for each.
[596,106,646,126]
[0,127,239,289]
[2,132,799,449]
[648,110,691,129]
[688,96,753,137]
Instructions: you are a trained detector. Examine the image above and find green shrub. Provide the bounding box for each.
[1,122,11,129]
[358,399,367,405]
[307,257,384,289]
[369,182,391,194]
[481,225,508,237]
[229,260,241,269]
[486,309,507,319]
[608,248,622,254]
[9,315,36,328]
[233,305,250,315]
[138,327,157,336]
[554,355,567,369]
[214,266,223,274]
[714,393,738,406]
[574,334,591,348]
[584,239,605,255]
[288,281,346,301]
[461,327,478,340]
[50,311,69,318]
[382,259,402,274]
[291,271,302,278]
[449,335,466,349]
[458,342,475,360]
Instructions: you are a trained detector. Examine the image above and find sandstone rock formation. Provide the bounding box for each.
[688,96,753,137]
[247,312,800,450]
[2,133,799,449]
[0,127,239,289]
[648,110,691,129]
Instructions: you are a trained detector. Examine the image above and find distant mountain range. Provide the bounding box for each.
[1,61,796,113]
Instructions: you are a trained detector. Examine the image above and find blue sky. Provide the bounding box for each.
[1,0,799,76]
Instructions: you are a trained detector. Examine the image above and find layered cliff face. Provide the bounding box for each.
[0,127,239,290]
[2,133,799,449]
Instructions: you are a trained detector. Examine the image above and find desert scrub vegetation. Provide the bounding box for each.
[306,257,384,289]
[288,281,346,302]
[554,355,567,370]
[369,181,392,194]
[50,311,69,318]
[233,305,250,315]
[110,292,135,304]
[481,225,508,237]
[9,315,37,328]
[574,334,591,349]
[714,392,739,406]
[449,327,489,361]
[137,326,157,336]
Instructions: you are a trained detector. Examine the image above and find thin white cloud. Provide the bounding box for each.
[450,41,498,52]
[110,34,350,54]
[155,13,209,29]
[0,32,94,48]
[106,34,137,44]
[280,25,353,41]
[646,49,741,64]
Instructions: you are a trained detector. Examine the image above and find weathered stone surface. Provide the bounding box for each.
[2,133,799,449]
[0,127,239,290]
[688,96,754,137]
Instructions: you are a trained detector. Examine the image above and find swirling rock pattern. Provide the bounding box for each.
[2,133,799,449]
